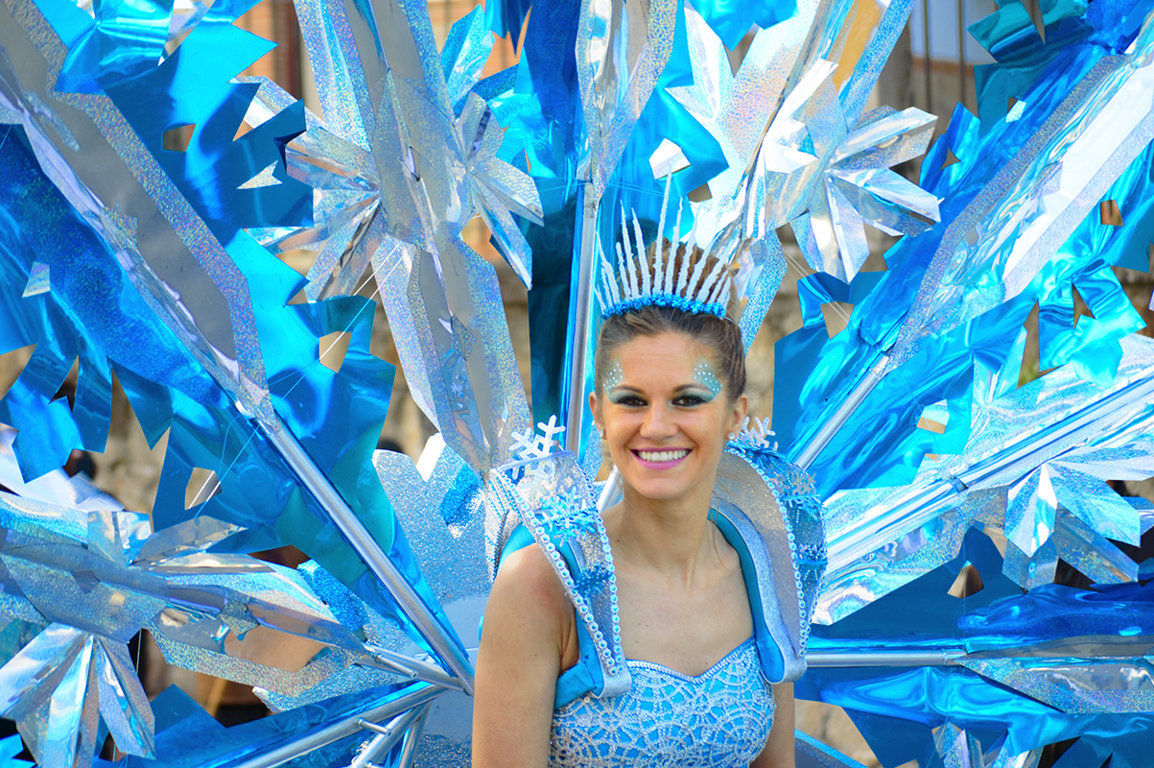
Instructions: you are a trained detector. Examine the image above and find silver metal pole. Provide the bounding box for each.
[363,643,466,691]
[349,705,426,768]
[596,467,622,512]
[956,0,966,111]
[807,649,964,667]
[922,0,931,111]
[227,683,439,768]
[395,705,431,768]
[565,182,600,452]
[262,423,474,693]
[795,355,890,469]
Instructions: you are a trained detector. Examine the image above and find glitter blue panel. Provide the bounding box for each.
[0,122,213,477]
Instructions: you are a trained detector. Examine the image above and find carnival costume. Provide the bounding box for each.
[1,0,1154,766]
[484,216,826,763]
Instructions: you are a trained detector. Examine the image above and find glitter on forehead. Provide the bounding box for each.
[603,360,624,392]
[693,359,723,398]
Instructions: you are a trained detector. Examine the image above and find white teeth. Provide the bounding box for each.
[637,449,689,462]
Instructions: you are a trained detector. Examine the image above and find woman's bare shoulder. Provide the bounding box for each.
[474,543,574,765]
[488,543,573,639]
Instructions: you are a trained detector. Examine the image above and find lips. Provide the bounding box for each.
[633,448,690,463]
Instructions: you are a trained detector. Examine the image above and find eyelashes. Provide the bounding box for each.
[606,389,714,407]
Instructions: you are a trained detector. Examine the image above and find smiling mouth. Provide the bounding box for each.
[633,449,690,463]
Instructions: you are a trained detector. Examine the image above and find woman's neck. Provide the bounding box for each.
[606,485,722,588]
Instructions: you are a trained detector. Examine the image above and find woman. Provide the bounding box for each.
[473,243,805,767]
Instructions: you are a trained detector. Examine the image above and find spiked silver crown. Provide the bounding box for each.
[596,203,733,320]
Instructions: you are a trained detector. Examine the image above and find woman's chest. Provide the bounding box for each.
[614,565,754,676]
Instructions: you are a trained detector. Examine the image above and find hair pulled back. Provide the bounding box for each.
[594,305,746,400]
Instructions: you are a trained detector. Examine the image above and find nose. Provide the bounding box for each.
[639,402,676,439]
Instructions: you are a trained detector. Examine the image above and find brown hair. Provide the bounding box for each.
[593,305,746,400]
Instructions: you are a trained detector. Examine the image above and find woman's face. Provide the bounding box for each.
[591,331,747,505]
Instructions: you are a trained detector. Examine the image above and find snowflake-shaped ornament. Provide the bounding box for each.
[733,416,779,452]
[509,415,568,463]
[533,475,603,548]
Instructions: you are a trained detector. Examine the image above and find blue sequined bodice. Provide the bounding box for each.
[550,637,774,767]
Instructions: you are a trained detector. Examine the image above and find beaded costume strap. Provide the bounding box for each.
[485,418,630,699]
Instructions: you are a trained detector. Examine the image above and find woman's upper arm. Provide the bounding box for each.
[472,545,571,768]
[751,682,795,768]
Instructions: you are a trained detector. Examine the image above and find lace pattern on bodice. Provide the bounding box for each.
[549,638,774,767]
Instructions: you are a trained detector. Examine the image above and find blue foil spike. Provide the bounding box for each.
[689,0,795,50]
[1005,466,1059,557]
[933,724,984,768]
[2,0,271,418]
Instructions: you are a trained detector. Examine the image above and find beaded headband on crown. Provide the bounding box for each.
[596,202,733,320]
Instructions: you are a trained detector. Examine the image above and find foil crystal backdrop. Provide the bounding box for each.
[0,0,1153,766]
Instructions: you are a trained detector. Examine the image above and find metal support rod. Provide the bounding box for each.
[565,182,599,452]
[807,649,964,667]
[922,0,931,111]
[795,355,890,469]
[228,683,439,768]
[350,705,427,768]
[956,0,966,111]
[395,705,430,768]
[596,467,621,512]
[363,644,467,692]
[262,423,474,694]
